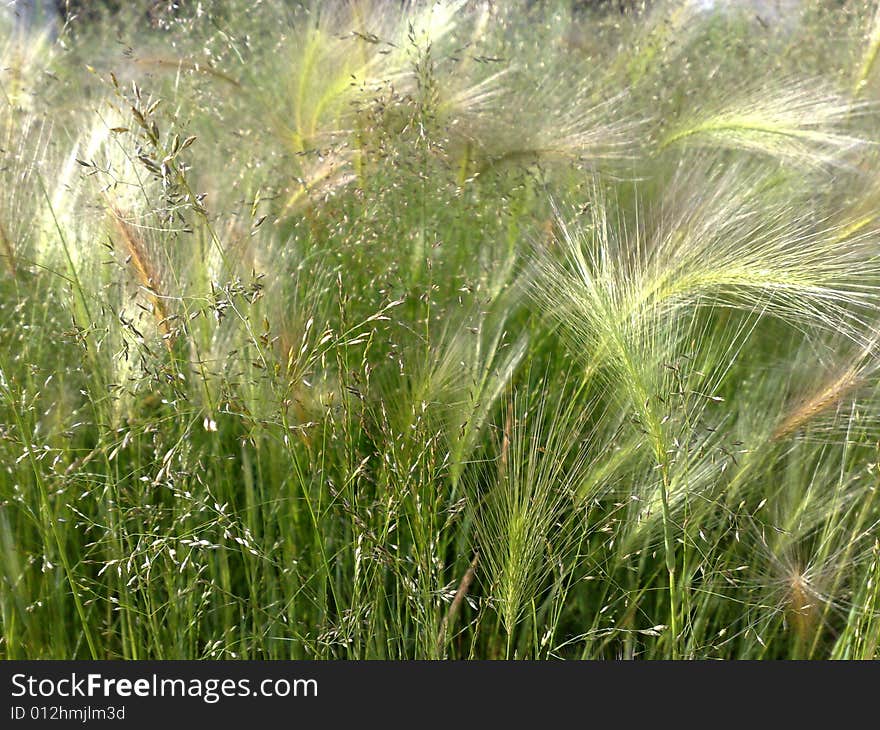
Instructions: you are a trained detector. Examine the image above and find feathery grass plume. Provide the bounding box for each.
[742,446,880,657]
[470,386,592,653]
[458,78,639,177]
[255,241,339,423]
[785,562,821,645]
[854,0,880,96]
[611,307,766,545]
[227,0,467,213]
[528,195,715,644]
[530,176,829,414]
[530,165,880,447]
[104,197,173,350]
[529,167,880,654]
[659,81,867,170]
[635,160,880,345]
[772,332,880,441]
[438,3,640,177]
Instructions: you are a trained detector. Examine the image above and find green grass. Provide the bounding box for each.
[2,0,880,659]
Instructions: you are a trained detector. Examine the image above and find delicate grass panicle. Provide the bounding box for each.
[3,0,880,660]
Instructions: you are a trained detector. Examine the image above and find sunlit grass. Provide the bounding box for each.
[1,0,880,660]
